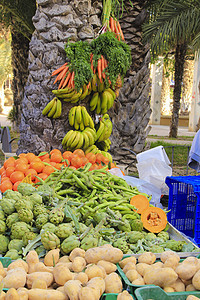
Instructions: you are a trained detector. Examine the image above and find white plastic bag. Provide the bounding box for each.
[136,146,172,194]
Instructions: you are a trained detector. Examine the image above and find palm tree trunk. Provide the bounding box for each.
[11,29,31,129]
[169,43,187,138]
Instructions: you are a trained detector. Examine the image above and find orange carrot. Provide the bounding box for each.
[97,59,102,83]
[58,69,68,89]
[117,21,125,41]
[90,53,93,62]
[70,71,75,88]
[62,72,71,89]
[51,63,68,76]
[53,66,69,84]
[87,82,91,89]
[91,59,94,73]
[101,56,106,79]
[109,17,115,32]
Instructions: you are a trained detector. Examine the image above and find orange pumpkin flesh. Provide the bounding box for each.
[130,195,149,214]
[141,207,167,233]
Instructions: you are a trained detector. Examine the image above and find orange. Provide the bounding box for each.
[0,180,13,193]
[15,163,29,174]
[4,157,15,169]
[0,166,5,175]
[1,171,7,178]
[50,149,62,156]
[55,163,63,170]
[6,166,16,177]
[86,153,96,164]
[26,153,36,163]
[81,157,89,166]
[35,173,48,183]
[18,153,27,158]
[50,152,62,163]
[10,171,25,184]
[43,165,55,176]
[1,176,11,182]
[30,161,44,173]
[14,158,29,166]
[49,162,57,167]
[13,181,21,191]
[73,149,85,157]
[70,156,82,169]
[39,153,50,161]
[63,151,73,161]
[96,153,105,164]
[25,169,37,181]
[42,158,51,163]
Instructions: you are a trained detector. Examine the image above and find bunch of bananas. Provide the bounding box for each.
[96,138,111,151]
[85,145,112,162]
[69,106,94,131]
[96,114,113,142]
[62,127,97,151]
[91,74,106,93]
[52,84,91,103]
[42,97,62,119]
[90,88,116,114]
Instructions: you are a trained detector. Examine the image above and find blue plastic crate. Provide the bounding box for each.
[166,176,200,246]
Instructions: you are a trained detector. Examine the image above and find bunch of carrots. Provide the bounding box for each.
[0,149,118,193]
[90,54,111,84]
[109,17,125,41]
[51,63,75,90]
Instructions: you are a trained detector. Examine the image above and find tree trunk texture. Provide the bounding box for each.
[109,0,151,167]
[169,43,187,138]
[181,59,194,114]
[11,29,31,129]
[161,68,172,115]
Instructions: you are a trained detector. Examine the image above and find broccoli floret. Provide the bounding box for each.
[157,231,169,242]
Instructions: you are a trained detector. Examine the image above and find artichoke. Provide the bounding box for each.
[0,220,6,234]
[54,223,74,239]
[93,212,108,224]
[162,240,185,252]
[17,183,36,196]
[130,219,143,232]
[11,222,31,239]
[35,213,49,230]
[113,238,129,253]
[151,245,165,253]
[22,231,38,246]
[61,235,80,254]
[117,219,131,232]
[146,232,157,241]
[0,235,9,254]
[33,204,48,218]
[127,231,144,244]
[4,190,22,201]
[41,231,60,250]
[41,222,56,233]
[80,235,98,251]
[18,208,33,223]
[29,193,43,205]
[78,223,88,234]
[157,231,170,242]
[5,249,20,260]
[6,213,19,228]
[8,239,24,252]
[49,208,64,225]
[15,197,33,212]
[0,198,16,215]
[0,208,5,221]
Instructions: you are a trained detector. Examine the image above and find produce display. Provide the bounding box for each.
[118,251,200,294]
[0,149,115,193]
[0,164,197,259]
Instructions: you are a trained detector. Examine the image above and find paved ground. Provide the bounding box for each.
[0,113,12,127]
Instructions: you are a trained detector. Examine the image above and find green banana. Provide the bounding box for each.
[88,115,95,129]
[69,106,76,127]
[97,78,105,93]
[79,122,85,131]
[81,107,90,127]
[107,88,116,99]
[57,91,76,99]
[90,92,99,110]
[85,145,97,154]
[47,99,57,118]
[82,132,90,150]
[96,96,101,114]
[42,98,56,116]
[70,89,82,102]
[96,121,105,141]
[52,87,74,95]
[84,129,95,146]
[53,99,62,119]
[74,117,80,131]
[92,74,98,92]
[85,128,97,142]
[100,91,108,110]
[75,106,82,124]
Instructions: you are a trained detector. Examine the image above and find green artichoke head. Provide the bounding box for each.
[35,244,46,257]
[80,235,98,251]
[17,183,36,196]
[54,223,74,239]
[41,222,56,233]
[49,208,64,225]
[11,221,31,239]
[0,220,6,234]
[127,231,144,244]
[117,219,131,232]
[61,235,80,254]
[35,213,49,230]
[0,235,9,254]
[29,193,43,205]
[130,219,143,232]
[0,208,5,221]
[151,245,165,253]
[22,231,38,246]
[15,197,33,212]
[8,239,24,252]
[41,231,60,250]
[0,198,16,215]
[113,238,129,254]
[6,213,19,228]
[157,231,170,242]
[4,190,22,201]
[146,232,157,242]
[18,208,33,223]
[33,204,48,218]
[4,249,21,260]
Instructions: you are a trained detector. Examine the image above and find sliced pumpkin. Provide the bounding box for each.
[130,194,149,214]
[141,207,167,233]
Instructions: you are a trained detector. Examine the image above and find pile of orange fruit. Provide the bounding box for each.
[0,149,116,193]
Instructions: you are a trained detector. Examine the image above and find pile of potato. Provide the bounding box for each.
[119,250,200,294]
[0,244,134,300]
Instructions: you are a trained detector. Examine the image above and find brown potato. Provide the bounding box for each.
[28,288,66,300]
[160,251,180,263]
[144,267,178,288]
[138,252,156,265]
[85,245,123,264]
[17,287,28,300]
[53,263,73,285]
[119,257,136,269]
[123,262,136,274]
[2,268,26,289]
[78,286,98,300]
[74,272,88,285]
[85,264,106,280]
[44,249,60,266]
[26,272,53,289]
[176,262,197,281]
[104,272,123,293]
[64,280,82,300]
[26,250,39,273]
[58,256,70,263]
[5,288,19,300]
[186,296,200,300]
[136,263,151,277]
[163,287,175,293]
[0,291,6,300]
[87,277,105,295]
[32,279,47,289]
[69,248,85,262]
[132,278,145,285]
[97,260,117,274]
[34,262,53,273]
[7,260,28,273]
[126,269,139,282]
[170,278,185,292]
[186,284,197,292]
[72,257,86,273]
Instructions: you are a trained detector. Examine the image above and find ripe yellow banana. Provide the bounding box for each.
[75,132,84,149]
[69,106,76,127]
[52,87,74,95]
[85,145,97,154]
[53,99,62,119]
[96,96,101,114]
[75,106,82,124]
[79,85,88,101]
[56,90,76,99]
[79,121,85,131]
[81,106,89,127]
[88,115,94,129]
[70,131,81,150]
[85,127,97,141]
[47,99,57,118]
[90,92,99,111]
[66,131,77,149]
[70,89,82,102]
[42,98,56,116]
[62,130,74,146]
[74,117,80,131]
[84,129,95,146]
[83,132,90,150]
[100,91,108,110]
[96,121,105,141]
